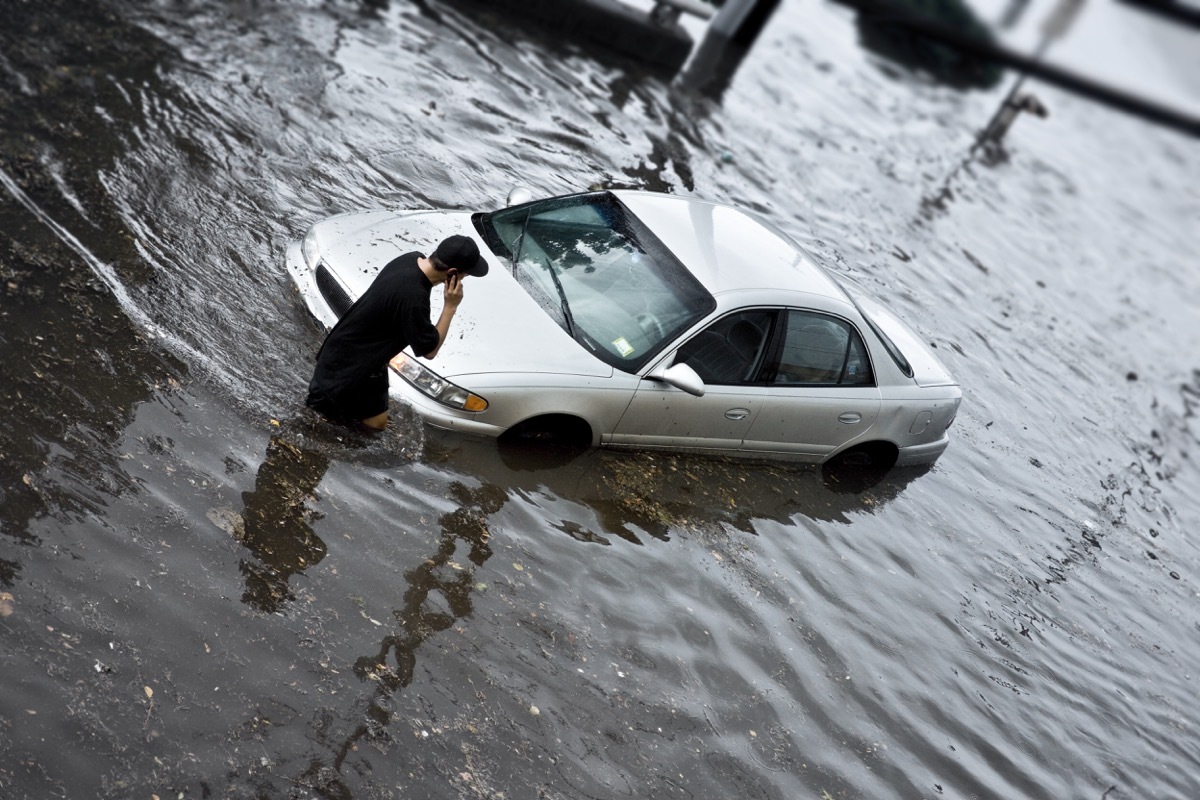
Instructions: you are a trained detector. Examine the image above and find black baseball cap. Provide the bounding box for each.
[432,235,489,277]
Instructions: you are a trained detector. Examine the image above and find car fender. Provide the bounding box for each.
[470,373,643,446]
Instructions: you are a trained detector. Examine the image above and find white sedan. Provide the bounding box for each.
[286,189,961,468]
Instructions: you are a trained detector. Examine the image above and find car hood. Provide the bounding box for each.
[318,210,612,381]
[853,293,958,388]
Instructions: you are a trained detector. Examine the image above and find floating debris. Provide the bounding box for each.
[206,507,245,540]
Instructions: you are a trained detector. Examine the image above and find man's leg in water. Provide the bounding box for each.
[361,410,388,431]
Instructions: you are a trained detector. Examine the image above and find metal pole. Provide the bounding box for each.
[977,0,1084,145]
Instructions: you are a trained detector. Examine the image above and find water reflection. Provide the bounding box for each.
[231,415,423,614]
[916,96,1048,220]
[998,0,1033,29]
[281,429,927,792]
[432,435,929,536]
[298,473,501,797]
[239,372,1194,795]
[236,435,331,613]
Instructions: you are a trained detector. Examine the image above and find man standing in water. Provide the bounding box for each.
[305,235,488,430]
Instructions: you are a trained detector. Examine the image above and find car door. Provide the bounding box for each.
[741,310,881,460]
[608,310,774,454]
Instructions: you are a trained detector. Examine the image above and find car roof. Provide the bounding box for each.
[613,191,851,303]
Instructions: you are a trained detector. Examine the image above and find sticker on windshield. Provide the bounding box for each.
[612,337,635,357]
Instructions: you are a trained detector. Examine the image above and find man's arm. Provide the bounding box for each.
[423,274,464,359]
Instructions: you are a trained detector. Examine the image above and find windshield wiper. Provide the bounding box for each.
[510,211,576,337]
[542,260,576,338]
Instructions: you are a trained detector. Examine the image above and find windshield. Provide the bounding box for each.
[476,192,715,372]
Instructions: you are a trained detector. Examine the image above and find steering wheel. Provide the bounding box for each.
[635,311,668,341]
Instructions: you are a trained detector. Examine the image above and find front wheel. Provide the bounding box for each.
[498,415,592,466]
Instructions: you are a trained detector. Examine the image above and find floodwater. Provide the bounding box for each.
[1,0,1197,798]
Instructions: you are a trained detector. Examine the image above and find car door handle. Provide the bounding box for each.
[725,408,751,420]
[838,412,863,424]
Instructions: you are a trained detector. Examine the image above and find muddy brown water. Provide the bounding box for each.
[1,1,1198,798]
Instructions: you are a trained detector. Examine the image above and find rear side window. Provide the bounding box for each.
[852,301,914,379]
[774,311,874,386]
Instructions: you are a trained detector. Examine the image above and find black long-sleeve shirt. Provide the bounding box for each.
[307,252,440,402]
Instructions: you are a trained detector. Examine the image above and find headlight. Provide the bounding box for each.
[389,353,489,412]
[301,226,322,271]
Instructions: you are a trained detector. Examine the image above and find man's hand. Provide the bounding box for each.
[444,273,464,308]
[426,274,463,360]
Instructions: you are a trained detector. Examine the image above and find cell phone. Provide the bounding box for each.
[446,268,459,278]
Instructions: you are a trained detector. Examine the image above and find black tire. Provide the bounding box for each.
[498,415,592,467]
[821,442,898,493]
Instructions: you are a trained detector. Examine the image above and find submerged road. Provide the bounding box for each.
[1,1,1198,797]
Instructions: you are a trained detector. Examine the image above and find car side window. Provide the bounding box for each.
[774,311,874,386]
[675,310,775,385]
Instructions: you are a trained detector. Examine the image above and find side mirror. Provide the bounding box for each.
[506,187,534,207]
[648,361,705,397]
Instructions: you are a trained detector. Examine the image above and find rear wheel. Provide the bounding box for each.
[821,441,898,493]
[829,442,897,469]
